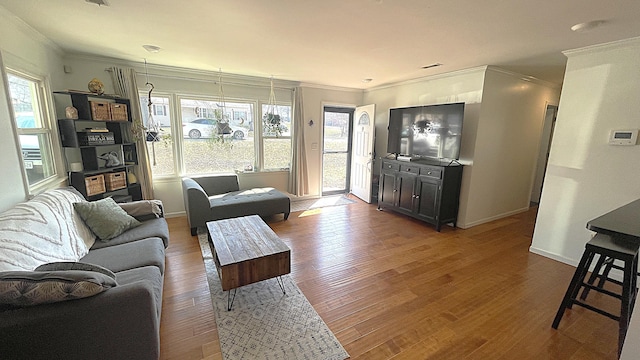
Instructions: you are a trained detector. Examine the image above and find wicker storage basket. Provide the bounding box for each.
[109,103,128,121]
[104,171,127,191]
[85,174,106,196]
[90,102,111,121]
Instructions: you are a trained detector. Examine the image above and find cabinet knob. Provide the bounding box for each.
[427,171,432,175]
[393,189,397,192]
[415,195,420,199]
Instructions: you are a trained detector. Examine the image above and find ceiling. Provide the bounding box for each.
[2,0,640,89]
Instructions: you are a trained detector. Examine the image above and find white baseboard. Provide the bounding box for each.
[457,206,530,229]
[528,246,578,267]
[164,211,186,218]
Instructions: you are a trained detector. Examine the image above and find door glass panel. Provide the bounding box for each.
[322,108,352,195]
[322,153,348,193]
[323,112,350,152]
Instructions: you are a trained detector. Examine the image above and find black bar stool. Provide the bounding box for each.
[552,233,639,357]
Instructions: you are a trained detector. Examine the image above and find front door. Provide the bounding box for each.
[350,104,376,203]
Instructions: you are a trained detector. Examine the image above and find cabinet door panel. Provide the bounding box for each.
[397,173,415,212]
[379,172,397,207]
[415,177,439,222]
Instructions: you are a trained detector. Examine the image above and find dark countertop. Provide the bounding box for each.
[587,199,640,238]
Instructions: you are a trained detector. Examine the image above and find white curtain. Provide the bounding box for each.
[109,67,154,200]
[288,87,309,196]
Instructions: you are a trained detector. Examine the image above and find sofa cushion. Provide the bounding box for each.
[81,238,166,274]
[35,261,116,279]
[115,266,164,317]
[90,217,170,250]
[0,270,117,307]
[209,187,290,220]
[74,197,141,241]
[0,187,95,272]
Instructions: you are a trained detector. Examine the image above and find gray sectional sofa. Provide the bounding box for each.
[0,187,169,360]
[182,174,290,235]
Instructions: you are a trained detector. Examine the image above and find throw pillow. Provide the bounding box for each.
[74,197,141,241]
[0,270,117,307]
[118,199,163,218]
[35,262,116,279]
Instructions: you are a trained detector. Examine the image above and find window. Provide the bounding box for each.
[195,106,217,119]
[181,98,254,174]
[139,94,174,176]
[7,71,56,187]
[138,89,292,176]
[261,104,292,170]
[152,104,166,116]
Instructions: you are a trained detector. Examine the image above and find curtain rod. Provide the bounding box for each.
[104,68,294,91]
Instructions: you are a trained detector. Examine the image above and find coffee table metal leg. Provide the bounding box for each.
[276,276,286,295]
[227,288,237,311]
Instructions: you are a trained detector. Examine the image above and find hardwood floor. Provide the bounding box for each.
[160,199,620,359]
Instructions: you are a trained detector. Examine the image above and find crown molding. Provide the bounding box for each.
[365,66,488,92]
[486,66,561,89]
[563,36,640,57]
[298,81,363,93]
[65,52,302,89]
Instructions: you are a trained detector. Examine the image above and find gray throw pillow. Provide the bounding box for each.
[74,197,141,241]
[35,261,116,279]
[0,270,117,307]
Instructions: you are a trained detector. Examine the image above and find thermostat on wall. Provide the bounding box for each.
[609,129,639,145]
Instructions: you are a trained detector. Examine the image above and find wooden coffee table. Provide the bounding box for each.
[206,215,291,310]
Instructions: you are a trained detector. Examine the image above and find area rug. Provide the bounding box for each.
[198,234,350,360]
[290,195,357,213]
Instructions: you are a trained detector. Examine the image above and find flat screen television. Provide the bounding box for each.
[387,102,465,160]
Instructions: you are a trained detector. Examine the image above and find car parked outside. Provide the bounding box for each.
[14,115,44,181]
[182,118,246,140]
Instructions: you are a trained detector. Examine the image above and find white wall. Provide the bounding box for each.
[467,68,560,227]
[0,7,65,212]
[531,37,640,265]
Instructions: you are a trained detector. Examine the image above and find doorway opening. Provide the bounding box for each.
[531,104,558,205]
[322,106,354,195]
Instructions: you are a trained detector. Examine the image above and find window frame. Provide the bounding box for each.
[138,91,179,179]
[177,94,257,175]
[138,90,293,178]
[259,100,292,171]
[5,68,60,193]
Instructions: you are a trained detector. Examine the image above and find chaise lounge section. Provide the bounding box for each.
[182,174,290,235]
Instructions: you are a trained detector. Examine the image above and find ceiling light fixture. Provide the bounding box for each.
[363,78,373,83]
[571,20,606,32]
[422,63,442,69]
[85,0,109,6]
[142,45,162,53]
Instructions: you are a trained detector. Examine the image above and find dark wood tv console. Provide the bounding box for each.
[377,158,463,231]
